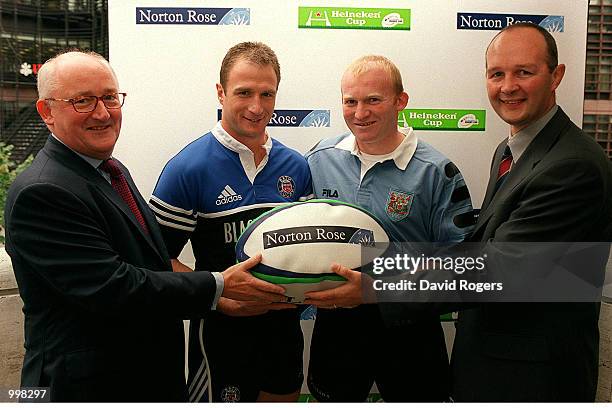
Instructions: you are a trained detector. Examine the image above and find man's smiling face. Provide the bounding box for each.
[486,26,565,134]
[217,58,278,144]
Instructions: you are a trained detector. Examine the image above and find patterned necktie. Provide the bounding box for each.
[494,145,513,194]
[100,158,150,234]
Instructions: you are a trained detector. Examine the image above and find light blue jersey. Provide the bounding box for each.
[305,132,474,243]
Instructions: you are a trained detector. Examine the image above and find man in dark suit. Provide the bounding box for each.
[451,23,612,401]
[4,50,288,402]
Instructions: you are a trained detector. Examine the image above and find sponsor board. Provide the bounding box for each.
[217,109,330,127]
[398,109,486,131]
[457,13,564,32]
[298,7,410,30]
[136,7,249,25]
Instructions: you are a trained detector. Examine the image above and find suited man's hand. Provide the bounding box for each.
[217,297,296,317]
[303,263,376,309]
[221,254,287,302]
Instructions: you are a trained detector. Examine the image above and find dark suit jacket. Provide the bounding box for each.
[4,137,218,402]
[451,108,612,401]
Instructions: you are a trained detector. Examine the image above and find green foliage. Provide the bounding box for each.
[0,143,33,243]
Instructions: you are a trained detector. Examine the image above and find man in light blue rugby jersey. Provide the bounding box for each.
[304,55,475,402]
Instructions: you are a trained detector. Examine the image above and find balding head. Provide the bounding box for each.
[37,50,119,99]
[486,23,558,73]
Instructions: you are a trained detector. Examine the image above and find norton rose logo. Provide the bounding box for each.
[217,109,330,127]
[457,12,564,32]
[136,7,250,25]
[263,226,374,249]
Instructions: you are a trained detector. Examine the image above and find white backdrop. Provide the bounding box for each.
[108,0,587,207]
[108,0,589,398]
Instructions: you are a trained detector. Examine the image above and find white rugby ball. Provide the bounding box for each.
[236,199,389,303]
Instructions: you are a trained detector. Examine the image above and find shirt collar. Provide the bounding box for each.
[507,105,558,162]
[211,121,272,184]
[51,133,104,169]
[211,121,272,156]
[335,127,417,170]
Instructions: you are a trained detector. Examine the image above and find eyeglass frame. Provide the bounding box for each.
[45,92,127,113]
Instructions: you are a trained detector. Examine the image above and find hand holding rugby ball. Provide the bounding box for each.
[235,200,389,303]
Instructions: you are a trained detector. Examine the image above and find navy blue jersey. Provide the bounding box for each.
[150,122,313,272]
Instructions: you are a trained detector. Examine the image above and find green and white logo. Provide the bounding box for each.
[298,7,410,30]
[398,109,486,131]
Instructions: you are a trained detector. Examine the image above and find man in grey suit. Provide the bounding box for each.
[451,23,612,401]
[4,50,287,402]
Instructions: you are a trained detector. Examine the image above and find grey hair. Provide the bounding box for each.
[37,49,118,98]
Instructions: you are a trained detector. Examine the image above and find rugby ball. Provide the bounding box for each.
[236,200,389,303]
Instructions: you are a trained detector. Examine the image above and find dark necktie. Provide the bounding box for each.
[494,145,513,194]
[100,158,150,234]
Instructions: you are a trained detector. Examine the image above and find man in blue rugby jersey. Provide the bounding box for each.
[149,42,312,402]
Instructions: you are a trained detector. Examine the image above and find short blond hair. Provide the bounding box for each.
[344,55,403,94]
[37,49,118,99]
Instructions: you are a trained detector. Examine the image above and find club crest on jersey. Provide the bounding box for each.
[277,175,295,198]
[221,385,240,402]
[386,189,413,221]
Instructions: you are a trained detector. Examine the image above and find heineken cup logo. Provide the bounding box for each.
[299,7,411,30]
[398,109,486,131]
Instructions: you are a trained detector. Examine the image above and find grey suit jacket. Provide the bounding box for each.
[451,108,612,401]
[5,136,218,401]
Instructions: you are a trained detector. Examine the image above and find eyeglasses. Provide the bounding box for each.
[45,93,127,113]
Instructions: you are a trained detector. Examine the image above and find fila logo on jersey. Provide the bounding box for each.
[321,188,339,198]
[216,185,243,206]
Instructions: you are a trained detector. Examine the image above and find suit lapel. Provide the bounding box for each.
[472,141,507,237]
[43,137,168,264]
[118,161,171,262]
[480,142,507,212]
[472,108,571,238]
[94,163,169,264]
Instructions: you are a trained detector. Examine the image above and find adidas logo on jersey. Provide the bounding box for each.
[216,185,243,206]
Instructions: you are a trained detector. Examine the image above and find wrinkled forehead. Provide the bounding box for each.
[54,53,119,87]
